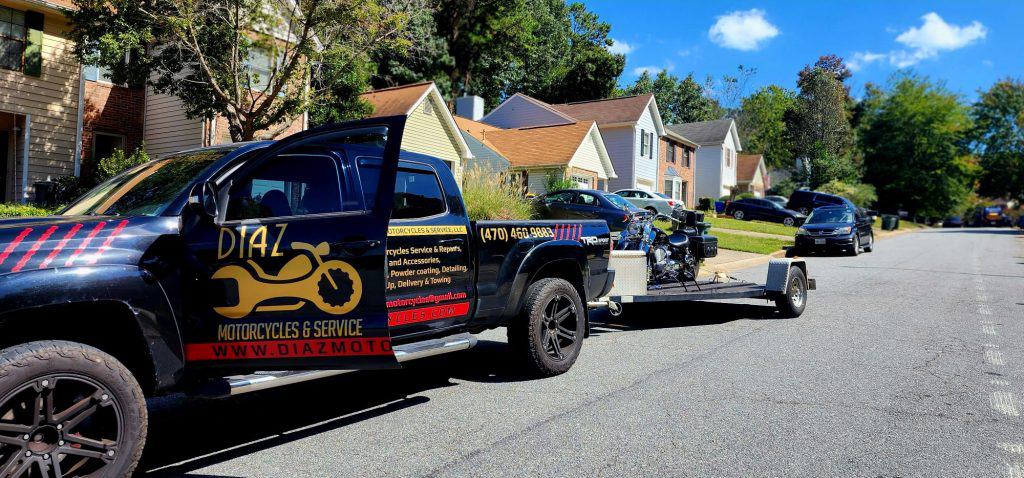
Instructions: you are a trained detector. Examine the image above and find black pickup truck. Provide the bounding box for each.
[0,116,612,477]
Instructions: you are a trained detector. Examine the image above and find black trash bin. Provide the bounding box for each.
[33,181,56,206]
[881,214,899,231]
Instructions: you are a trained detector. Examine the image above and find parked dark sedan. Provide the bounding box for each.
[942,215,965,228]
[725,198,806,226]
[793,205,874,256]
[535,189,644,231]
[786,189,856,215]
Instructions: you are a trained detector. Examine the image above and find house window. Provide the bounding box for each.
[640,129,647,156]
[663,178,683,201]
[92,132,126,161]
[667,143,676,163]
[245,47,280,91]
[725,149,732,167]
[84,51,129,84]
[0,6,26,72]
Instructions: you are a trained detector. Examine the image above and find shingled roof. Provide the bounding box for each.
[737,154,764,183]
[359,82,434,117]
[666,119,737,146]
[550,94,655,126]
[467,122,597,169]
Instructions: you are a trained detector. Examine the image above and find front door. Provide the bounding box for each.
[181,118,405,371]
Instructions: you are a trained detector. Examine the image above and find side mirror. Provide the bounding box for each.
[188,181,219,219]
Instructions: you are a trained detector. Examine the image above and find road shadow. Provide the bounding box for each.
[590,300,782,334]
[928,228,1022,236]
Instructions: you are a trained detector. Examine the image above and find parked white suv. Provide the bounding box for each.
[614,189,683,216]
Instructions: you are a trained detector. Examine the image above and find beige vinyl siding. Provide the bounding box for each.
[144,86,204,158]
[522,167,559,196]
[0,8,80,200]
[568,131,609,180]
[400,94,464,184]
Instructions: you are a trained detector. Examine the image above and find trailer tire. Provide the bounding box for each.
[508,278,585,377]
[0,341,147,478]
[774,267,807,318]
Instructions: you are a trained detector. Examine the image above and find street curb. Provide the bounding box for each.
[705,228,921,274]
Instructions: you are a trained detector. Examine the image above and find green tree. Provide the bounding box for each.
[619,71,719,125]
[738,85,796,169]
[676,74,719,123]
[816,180,877,208]
[71,0,408,141]
[784,64,858,187]
[860,73,978,217]
[969,78,1024,201]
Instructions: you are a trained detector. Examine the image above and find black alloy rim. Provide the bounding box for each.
[541,294,578,361]
[0,374,122,478]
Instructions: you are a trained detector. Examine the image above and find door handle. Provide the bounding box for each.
[332,239,381,256]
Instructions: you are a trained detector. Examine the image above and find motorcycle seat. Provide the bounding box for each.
[667,232,690,248]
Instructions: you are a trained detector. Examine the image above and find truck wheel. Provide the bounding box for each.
[508,278,585,377]
[863,232,874,252]
[775,267,807,318]
[0,341,147,478]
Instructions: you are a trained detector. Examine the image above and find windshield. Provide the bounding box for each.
[806,208,854,224]
[604,194,637,211]
[62,149,227,217]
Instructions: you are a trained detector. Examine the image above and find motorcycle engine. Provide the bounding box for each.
[650,245,680,282]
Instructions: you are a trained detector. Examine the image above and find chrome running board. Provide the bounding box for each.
[195,333,477,398]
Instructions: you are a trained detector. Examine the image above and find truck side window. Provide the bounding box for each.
[392,168,446,220]
[225,155,345,220]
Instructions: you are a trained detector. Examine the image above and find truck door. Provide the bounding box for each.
[180,117,405,371]
[380,159,474,337]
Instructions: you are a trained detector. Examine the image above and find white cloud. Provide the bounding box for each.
[607,39,634,55]
[677,47,694,57]
[708,9,780,51]
[847,13,987,71]
[896,12,987,53]
[632,61,675,77]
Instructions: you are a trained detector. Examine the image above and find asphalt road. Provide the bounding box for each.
[140,227,1024,477]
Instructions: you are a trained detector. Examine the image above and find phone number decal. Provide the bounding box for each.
[478,226,555,243]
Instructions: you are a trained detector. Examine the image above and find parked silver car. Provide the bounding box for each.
[614,189,683,216]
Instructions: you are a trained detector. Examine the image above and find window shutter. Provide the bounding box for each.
[23,10,42,77]
[649,133,654,159]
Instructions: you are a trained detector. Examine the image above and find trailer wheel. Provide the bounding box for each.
[0,341,147,478]
[508,278,585,377]
[775,267,807,318]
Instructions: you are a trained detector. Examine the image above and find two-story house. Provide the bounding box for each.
[481,93,665,193]
[0,0,305,202]
[667,118,742,200]
[658,132,698,207]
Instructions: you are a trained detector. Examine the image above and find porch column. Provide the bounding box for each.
[20,114,30,203]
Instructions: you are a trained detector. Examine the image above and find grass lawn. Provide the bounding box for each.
[652,219,791,255]
[714,231,793,255]
[707,216,797,236]
[872,217,929,230]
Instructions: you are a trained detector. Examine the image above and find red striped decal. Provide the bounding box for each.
[0,228,32,267]
[12,226,58,272]
[87,219,129,265]
[388,301,471,327]
[574,224,581,240]
[65,222,107,267]
[553,224,560,240]
[39,223,83,269]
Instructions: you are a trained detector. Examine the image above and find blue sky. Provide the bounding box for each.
[583,0,1024,103]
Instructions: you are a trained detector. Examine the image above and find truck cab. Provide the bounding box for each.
[0,116,611,477]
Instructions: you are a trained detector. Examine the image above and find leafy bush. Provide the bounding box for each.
[735,192,755,200]
[767,177,798,198]
[718,195,731,202]
[0,203,54,218]
[817,180,878,208]
[97,144,150,182]
[462,167,535,220]
[53,175,90,205]
[545,170,576,192]
[697,197,713,211]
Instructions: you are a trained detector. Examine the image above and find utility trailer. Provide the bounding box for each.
[593,251,816,318]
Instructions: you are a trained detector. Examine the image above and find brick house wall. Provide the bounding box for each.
[658,137,695,207]
[80,81,145,182]
[207,113,306,147]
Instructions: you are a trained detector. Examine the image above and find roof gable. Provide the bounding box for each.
[737,154,765,183]
[550,94,661,129]
[360,82,473,159]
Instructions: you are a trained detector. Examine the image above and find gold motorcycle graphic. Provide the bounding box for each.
[212,242,362,319]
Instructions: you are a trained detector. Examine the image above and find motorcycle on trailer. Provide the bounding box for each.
[615,210,717,286]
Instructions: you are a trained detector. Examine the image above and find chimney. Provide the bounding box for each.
[455,95,484,121]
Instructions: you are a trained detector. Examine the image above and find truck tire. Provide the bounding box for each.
[507,278,585,377]
[0,341,147,478]
[774,266,807,318]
